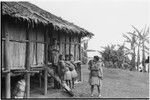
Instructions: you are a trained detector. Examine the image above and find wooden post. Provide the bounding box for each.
[25,25,30,98]
[5,31,11,98]
[79,37,81,61]
[58,31,61,52]
[0,2,1,98]
[78,37,81,81]
[35,27,38,65]
[74,44,76,61]
[64,34,67,55]
[69,36,71,55]
[39,72,42,88]
[44,29,48,95]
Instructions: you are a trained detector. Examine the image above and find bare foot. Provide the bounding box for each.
[98,94,101,97]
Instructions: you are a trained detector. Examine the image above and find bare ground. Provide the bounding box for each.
[30,65,149,98]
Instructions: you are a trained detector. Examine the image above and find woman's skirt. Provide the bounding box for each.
[89,76,102,86]
[71,69,78,78]
[52,52,59,66]
[64,71,72,81]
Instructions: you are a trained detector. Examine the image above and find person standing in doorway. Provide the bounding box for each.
[88,56,103,97]
[50,38,60,89]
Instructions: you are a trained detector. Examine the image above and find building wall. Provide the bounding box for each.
[59,34,80,61]
[2,18,81,70]
[2,19,45,69]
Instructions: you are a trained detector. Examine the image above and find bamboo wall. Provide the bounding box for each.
[29,26,45,66]
[65,34,70,55]
[2,19,81,69]
[70,36,75,57]
[2,21,26,69]
[58,34,80,61]
[2,20,45,69]
[59,33,65,55]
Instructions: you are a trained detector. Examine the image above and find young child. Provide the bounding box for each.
[64,66,72,89]
[58,54,66,83]
[69,54,78,89]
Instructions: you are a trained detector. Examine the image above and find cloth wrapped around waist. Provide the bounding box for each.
[90,70,102,77]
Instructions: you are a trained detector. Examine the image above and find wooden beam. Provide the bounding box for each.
[25,26,30,98]
[61,41,80,45]
[78,37,81,61]
[44,29,48,95]
[74,44,76,61]
[2,38,46,44]
[35,28,38,65]
[39,72,42,88]
[58,31,61,54]
[78,37,81,81]
[0,2,1,98]
[69,36,71,55]
[64,34,67,55]
[5,31,11,98]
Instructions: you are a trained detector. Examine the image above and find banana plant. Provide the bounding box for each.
[123,31,137,70]
[132,25,149,72]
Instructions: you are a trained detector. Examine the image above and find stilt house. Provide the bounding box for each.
[1,2,93,98]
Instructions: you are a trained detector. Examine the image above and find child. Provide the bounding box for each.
[58,54,66,83]
[64,66,72,89]
[69,54,78,89]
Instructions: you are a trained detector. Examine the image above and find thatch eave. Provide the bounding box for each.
[2,2,94,37]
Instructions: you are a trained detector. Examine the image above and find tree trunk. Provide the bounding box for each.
[130,45,136,71]
[133,48,136,69]
[137,44,140,70]
[142,42,146,72]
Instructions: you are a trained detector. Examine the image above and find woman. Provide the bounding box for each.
[88,56,103,97]
[51,38,59,66]
[50,38,60,89]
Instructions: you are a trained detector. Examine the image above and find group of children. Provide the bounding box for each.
[58,54,78,89]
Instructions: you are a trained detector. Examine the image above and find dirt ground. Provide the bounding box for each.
[30,65,149,98]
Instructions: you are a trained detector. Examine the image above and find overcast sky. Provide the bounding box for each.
[30,0,149,51]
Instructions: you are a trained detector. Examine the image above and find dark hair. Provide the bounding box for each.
[69,54,73,60]
[65,54,69,60]
[59,54,63,60]
[52,38,59,44]
[69,54,73,57]
[52,38,57,41]
[94,56,99,61]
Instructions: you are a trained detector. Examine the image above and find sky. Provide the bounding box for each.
[30,0,149,51]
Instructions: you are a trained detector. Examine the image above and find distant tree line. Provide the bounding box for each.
[100,26,149,71]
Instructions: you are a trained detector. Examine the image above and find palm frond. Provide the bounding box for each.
[127,32,138,37]
[144,45,149,51]
[132,25,143,38]
[143,27,149,38]
[145,50,150,55]
[123,34,132,42]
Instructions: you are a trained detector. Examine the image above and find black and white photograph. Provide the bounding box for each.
[1,0,149,99]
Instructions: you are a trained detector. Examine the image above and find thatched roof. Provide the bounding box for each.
[2,2,94,37]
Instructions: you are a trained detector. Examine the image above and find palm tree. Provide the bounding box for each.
[127,30,143,70]
[101,44,116,62]
[132,26,149,72]
[123,31,137,70]
[117,43,132,69]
